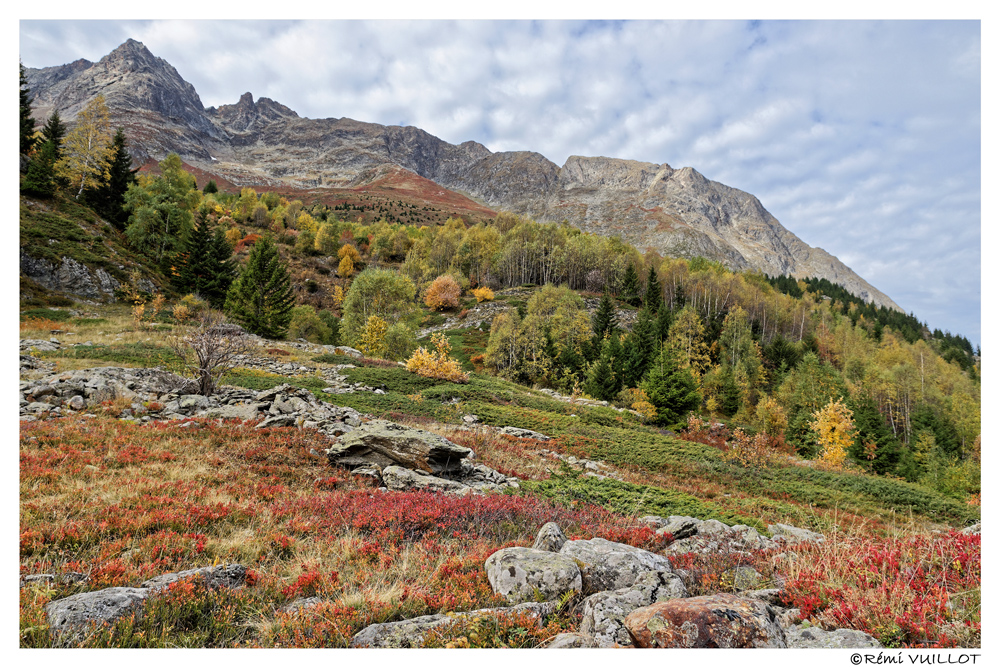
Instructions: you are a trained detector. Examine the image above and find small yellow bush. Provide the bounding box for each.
[357,315,388,358]
[471,286,495,303]
[425,275,461,311]
[405,332,469,383]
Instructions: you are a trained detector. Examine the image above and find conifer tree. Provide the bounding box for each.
[584,338,618,401]
[620,262,640,305]
[224,236,295,339]
[588,292,618,360]
[643,265,661,311]
[21,139,57,197]
[655,299,672,344]
[83,128,136,229]
[622,307,657,388]
[175,215,234,308]
[849,395,902,475]
[40,110,67,160]
[641,343,701,427]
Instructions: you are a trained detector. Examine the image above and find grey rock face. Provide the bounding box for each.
[580,570,688,647]
[785,625,883,648]
[543,632,601,648]
[382,465,469,493]
[45,587,151,645]
[497,426,551,441]
[559,537,674,594]
[325,419,473,474]
[485,547,583,603]
[20,251,122,300]
[349,613,456,647]
[532,522,568,552]
[768,523,826,546]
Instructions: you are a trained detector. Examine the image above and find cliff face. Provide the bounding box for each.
[25,39,901,311]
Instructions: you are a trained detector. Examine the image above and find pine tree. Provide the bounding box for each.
[83,128,136,229]
[655,299,672,344]
[584,339,618,401]
[643,265,661,311]
[224,236,295,339]
[175,216,235,308]
[849,395,902,475]
[588,292,619,360]
[203,179,219,194]
[641,343,701,427]
[20,62,37,156]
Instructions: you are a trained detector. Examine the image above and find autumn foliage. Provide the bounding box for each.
[471,286,495,303]
[405,332,469,383]
[811,398,855,470]
[424,275,461,311]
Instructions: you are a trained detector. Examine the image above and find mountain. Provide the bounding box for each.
[24,39,902,311]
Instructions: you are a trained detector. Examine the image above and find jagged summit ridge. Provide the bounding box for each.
[23,40,901,311]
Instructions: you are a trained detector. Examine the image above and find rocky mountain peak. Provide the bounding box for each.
[211,92,299,133]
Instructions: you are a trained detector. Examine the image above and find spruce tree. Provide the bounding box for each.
[224,236,295,339]
[588,292,619,360]
[608,332,626,397]
[584,339,618,401]
[643,265,661,311]
[174,216,235,308]
[21,140,57,197]
[40,110,67,160]
[641,343,701,428]
[83,128,136,229]
[849,395,902,475]
[620,262,640,305]
[622,307,657,387]
[655,299,672,344]
[20,62,37,156]
[203,179,219,194]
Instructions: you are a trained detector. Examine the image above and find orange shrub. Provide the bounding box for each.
[471,286,494,303]
[425,275,461,311]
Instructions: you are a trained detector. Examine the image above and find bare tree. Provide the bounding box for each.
[171,312,257,396]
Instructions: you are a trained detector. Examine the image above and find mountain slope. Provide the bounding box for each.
[24,39,901,311]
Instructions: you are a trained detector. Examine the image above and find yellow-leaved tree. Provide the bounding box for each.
[425,275,461,310]
[56,95,114,198]
[357,315,388,359]
[405,332,469,383]
[809,398,855,470]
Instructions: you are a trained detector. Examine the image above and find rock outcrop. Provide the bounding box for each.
[325,419,473,474]
[623,593,787,648]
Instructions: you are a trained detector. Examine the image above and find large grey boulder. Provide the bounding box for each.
[326,419,472,474]
[382,465,468,493]
[485,547,583,603]
[45,587,151,645]
[544,632,601,648]
[785,625,883,648]
[580,570,688,647]
[625,593,787,648]
[349,613,454,648]
[559,537,674,594]
[497,426,550,441]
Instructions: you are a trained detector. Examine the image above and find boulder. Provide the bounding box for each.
[624,593,787,648]
[543,632,601,648]
[202,403,265,420]
[277,597,324,615]
[45,587,151,645]
[768,523,825,545]
[580,570,688,647]
[382,465,468,493]
[485,547,583,603]
[559,537,674,594]
[325,419,472,474]
[140,564,247,591]
[659,515,702,540]
[349,613,454,648]
[785,625,883,648]
[532,522,568,552]
[497,426,551,441]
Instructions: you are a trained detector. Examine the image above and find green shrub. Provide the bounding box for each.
[287,305,333,344]
[21,308,73,322]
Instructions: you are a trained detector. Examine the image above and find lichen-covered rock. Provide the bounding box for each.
[624,593,787,648]
[768,523,825,545]
[532,522,568,552]
[497,426,550,441]
[785,625,883,648]
[45,587,151,645]
[580,570,688,647]
[485,547,583,603]
[382,465,469,493]
[544,632,601,648]
[349,613,454,647]
[277,597,324,615]
[559,537,674,594]
[140,564,246,591]
[326,419,472,474]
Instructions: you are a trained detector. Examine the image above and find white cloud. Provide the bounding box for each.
[17,19,981,344]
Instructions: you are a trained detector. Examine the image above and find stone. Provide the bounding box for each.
[624,593,787,648]
[543,632,601,648]
[768,523,825,545]
[559,537,674,594]
[277,597,324,615]
[178,394,210,410]
[484,547,583,604]
[332,346,363,359]
[532,522,568,552]
[726,566,763,591]
[497,426,551,441]
[66,395,86,411]
[785,625,883,648]
[255,414,298,429]
[961,522,981,535]
[580,570,688,647]
[140,564,247,591]
[349,613,454,648]
[202,403,264,420]
[325,419,472,474]
[659,515,701,540]
[382,465,468,493]
[45,587,151,645]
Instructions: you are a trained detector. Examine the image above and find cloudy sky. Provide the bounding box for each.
[18,17,982,346]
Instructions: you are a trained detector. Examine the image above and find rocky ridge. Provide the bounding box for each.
[25,39,901,311]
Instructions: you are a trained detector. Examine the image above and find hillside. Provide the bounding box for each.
[24,38,901,311]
